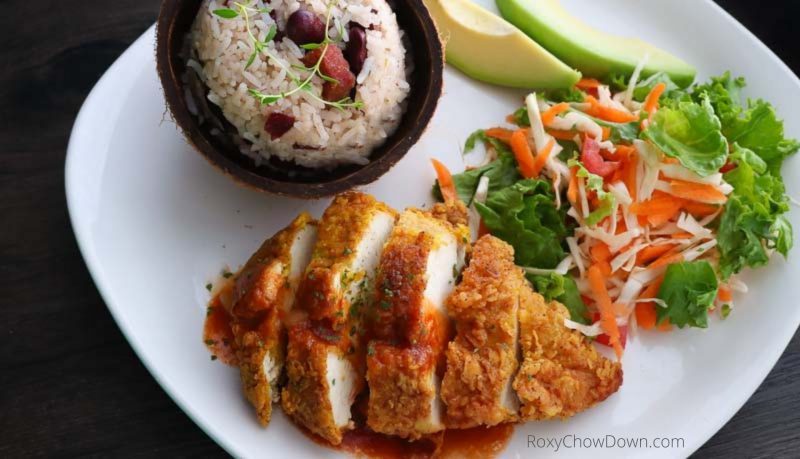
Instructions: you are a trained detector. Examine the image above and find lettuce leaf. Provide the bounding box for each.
[434,142,521,205]
[693,72,800,173]
[640,95,729,176]
[656,261,719,328]
[717,152,792,278]
[527,273,589,324]
[474,179,568,269]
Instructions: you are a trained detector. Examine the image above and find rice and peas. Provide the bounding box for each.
[188,0,411,168]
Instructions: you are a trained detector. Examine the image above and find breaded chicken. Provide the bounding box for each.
[441,236,521,428]
[283,192,396,445]
[228,213,317,426]
[366,209,468,439]
[514,291,623,420]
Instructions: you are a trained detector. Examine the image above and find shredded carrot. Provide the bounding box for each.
[576,78,602,89]
[567,167,579,204]
[510,129,537,178]
[431,158,457,204]
[682,201,720,217]
[657,320,673,332]
[590,242,612,263]
[717,285,733,303]
[668,180,728,205]
[630,191,683,226]
[662,156,680,165]
[540,103,570,125]
[635,275,665,330]
[484,127,514,144]
[670,232,694,239]
[546,128,577,141]
[588,265,623,359]
[648,251,684,269]
[636,244,677,266]
[643,82,667,114]
[601,126,611,141]
[584,95,638,123]
[529,138,555,178]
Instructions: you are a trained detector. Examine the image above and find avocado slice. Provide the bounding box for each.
[496,0,696,87]
[424,0,580,89]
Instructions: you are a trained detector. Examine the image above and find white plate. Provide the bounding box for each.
[66,1,800,457]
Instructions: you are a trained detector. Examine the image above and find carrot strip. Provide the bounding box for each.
[567,167,579,204]
[431,159,457,204]
[510,129,537,178]
[590,242,612,263]
[635,275,665,330]
[484,127,514,144]
[670,232,694,239]
[576,78,602,89]
[546,128,577,141]
[717,285,733,303]
[643,82,667,114]
[636,244,677,266]
[529,138,555,177]
[648,251,684,269]
[588,265,623,359]
[657,320,673,331]
[624,149,638,202]
[668,180,728,205]
[540,102,570,125]
[601,126,612,141]
[584,95,639,123]
[682,201,720,217]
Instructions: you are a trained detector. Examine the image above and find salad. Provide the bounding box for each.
[433,70,798,358]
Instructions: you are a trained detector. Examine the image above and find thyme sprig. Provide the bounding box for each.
[212,1,363,111]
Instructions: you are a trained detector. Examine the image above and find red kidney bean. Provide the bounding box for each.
[264,112,295,139]
[286,9,325,45]
[345,23,367,76]
[302,46,355,102]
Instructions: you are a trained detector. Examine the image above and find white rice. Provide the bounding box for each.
[190,0,411,168]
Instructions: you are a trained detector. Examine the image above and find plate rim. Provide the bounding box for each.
[65,2,800,455]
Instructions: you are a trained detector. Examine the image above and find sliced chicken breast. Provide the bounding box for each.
[366,208,468,439]
[229,213,317,425]
[282,192,396,445]
[514,290,623,420]
[441,235,521,428]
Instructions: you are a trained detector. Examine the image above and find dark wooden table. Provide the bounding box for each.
[1,1,797,457]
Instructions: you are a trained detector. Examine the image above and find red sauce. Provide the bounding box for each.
[203,287,237,366]
[301,423,514,458]
[440,424,515,458]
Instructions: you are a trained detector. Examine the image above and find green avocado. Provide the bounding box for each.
[424,0,581,89]
[495,0,697,87]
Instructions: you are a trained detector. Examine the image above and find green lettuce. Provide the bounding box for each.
[610,71,685,103]
[527,273,589,324]
[640,95,729,176]
[694,72,800,173]
[474,179,568,269]
[656,261,719,328]
[717,150,792,278]
[434,135,521,204]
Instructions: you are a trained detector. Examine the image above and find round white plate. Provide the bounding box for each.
[66,1,799,457]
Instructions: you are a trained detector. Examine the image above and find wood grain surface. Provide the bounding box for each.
[0,1,797,457]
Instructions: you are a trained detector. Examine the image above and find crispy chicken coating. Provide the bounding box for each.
[366,209,467,439]
[229,213,317,426]
[441,236,521,428]
[514,291,623,420]
[283,192,397,445]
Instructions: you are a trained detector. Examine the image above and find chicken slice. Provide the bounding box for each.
[514,291,623,420]
[366,208,468,439]
[228,213,317,426]
[282,192,396,445]
[441,235,521,428]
